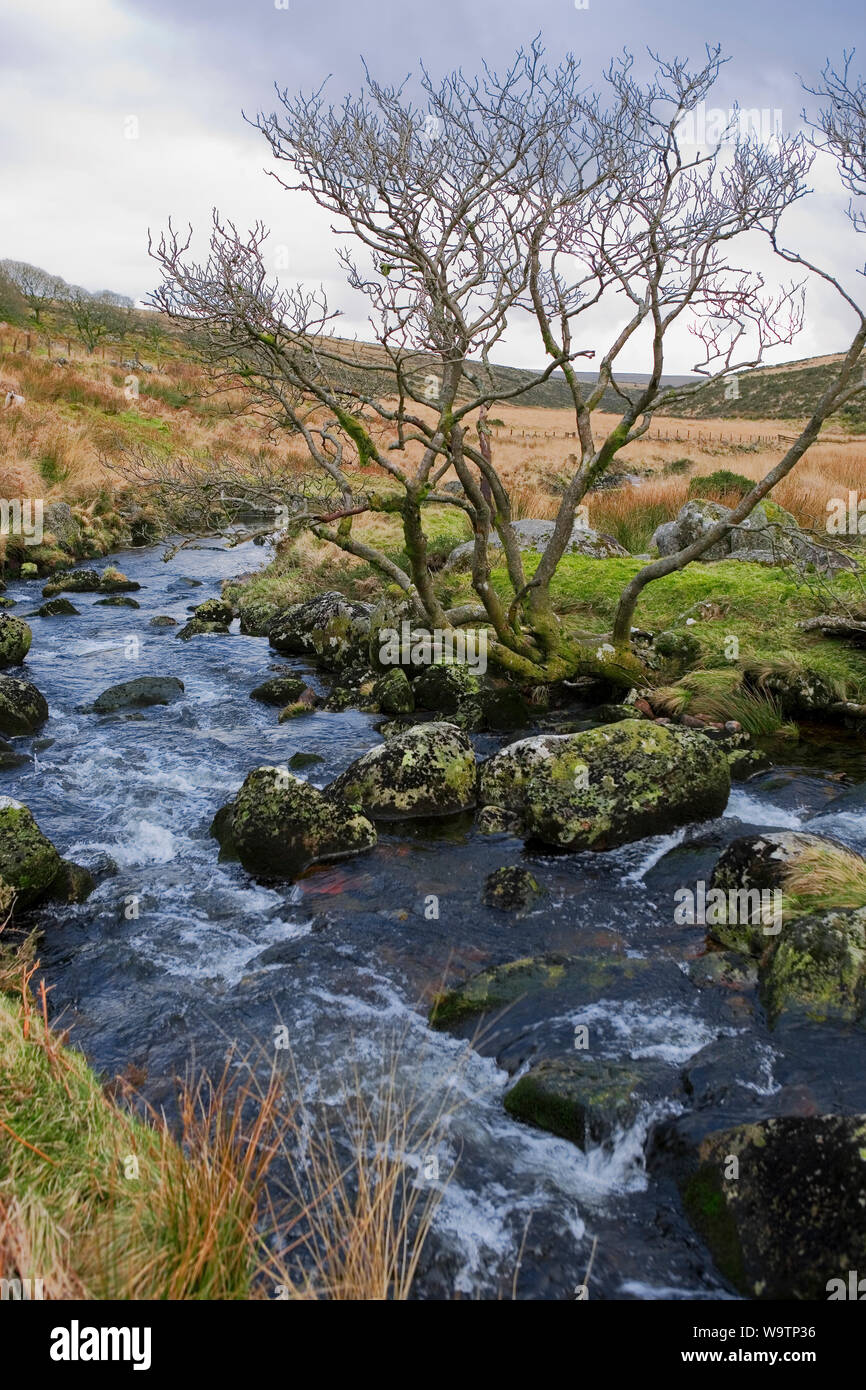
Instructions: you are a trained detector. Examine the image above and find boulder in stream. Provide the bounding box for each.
[212,765,376,878]
[0,674,48,734]
[0,613,32,667]
[479,719,730,851]
[680,1114,866,1298]
[328,722,476,819]
[270,592,372,670]
[87,676,185,713]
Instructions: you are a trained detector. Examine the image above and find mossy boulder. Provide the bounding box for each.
[372,667,414,715]
[149,615,178,628]
[760,907,866,1025]
[482,866,545,912]
[413,662,482,713]
[504,1055,671,1150]
[0,614,32,667]
[0,675,48,734]
[745,665,840,717]
[328,722,476,820]
[212,765,376,878]
[478,719,730,851]
[42,567,140,597]
[367,588,428,672]
[35,598,79,617]
[94,595,140,609]
[88,676,184,713]
[0,798,63,910]
[193,598,234,625]
[270,592,372,671]
[237,597,282,637]
[709,831,866,951]
[680,1115,866,1299]
[250,674,307,706]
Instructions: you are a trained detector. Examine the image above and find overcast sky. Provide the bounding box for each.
[2,0,864,373]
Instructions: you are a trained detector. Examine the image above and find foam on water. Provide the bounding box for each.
[724,790,805,829]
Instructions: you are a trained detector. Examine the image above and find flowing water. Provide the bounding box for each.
[7,537,866,1300]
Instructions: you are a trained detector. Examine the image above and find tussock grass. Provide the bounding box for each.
[0,943,458,1301]
[782,840,866,916]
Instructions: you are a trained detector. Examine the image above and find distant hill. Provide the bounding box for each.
[659,354,864,427]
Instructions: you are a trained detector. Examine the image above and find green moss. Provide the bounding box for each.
[681,1165,746,1292]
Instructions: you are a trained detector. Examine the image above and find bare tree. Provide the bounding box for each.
[148,44,864,687]
[0,259,66,322]
[610,53,866,647]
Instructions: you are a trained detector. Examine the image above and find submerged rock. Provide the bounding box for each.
[0,674,48,734]
[88,676,185,713]
[0,613,32,667]
[212,765,376,878]
[482,866,545,912]
[149,615,178,628]
[429,952,650,1029]
[504,1055,673,1150]
[328,722,476,820]
[479,719,730,851]
[94,595,140,609]
[680,1114,866,1299]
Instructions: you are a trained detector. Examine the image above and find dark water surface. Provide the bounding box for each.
[7,537,866,1300]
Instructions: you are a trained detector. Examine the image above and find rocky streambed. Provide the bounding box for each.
[2,536,866,1300]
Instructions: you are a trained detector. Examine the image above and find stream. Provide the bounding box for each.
[7,535,866,1300]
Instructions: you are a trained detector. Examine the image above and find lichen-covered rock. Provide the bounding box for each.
[0,797,63,910]
[479,719,730,851]
[476,806,523,835]
[372,667,414,715]
[212,765,376,878]
[482,865,544,912]
[760,907,866,1025]
[270,592,371,670]
[505,1055,672,1150]
[652,500,732,561]
[680,1114,866,1299]
[0,674,48,734]
[0,613,32,667]
[193,598,234,625]
[88,676,184,713]
[709,831,866,952]
[412,662,481,713]
[35,598,79,617]
[176,619,230,640]
[444,520,629,571]
[250,674,307,706]
[43,500,80,551]
[367,588,426,672]
[237,597,282,637]
[328,722,476,820]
